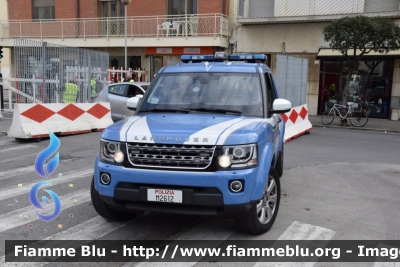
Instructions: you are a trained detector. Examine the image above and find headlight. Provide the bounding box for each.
[100,140,124,163]
[218,144,258,169]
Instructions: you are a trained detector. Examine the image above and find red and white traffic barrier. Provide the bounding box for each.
[7,103,113,139]
[282,104,312,143]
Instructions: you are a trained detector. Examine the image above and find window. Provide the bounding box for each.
[33,0,55,20]
[265,73,276,117]
[100,0,125,18]
[100,0,125,35]
[141,73,263,117]
[168,0,197,15]
[109,84,127,96]
[127,85,143,98]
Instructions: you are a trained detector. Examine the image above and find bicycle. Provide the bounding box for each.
[321,101,368,127]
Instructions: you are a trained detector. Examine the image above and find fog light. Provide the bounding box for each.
[100,173,111,185]
[218,155,232,168]
[230,180,243,192]
[114,151,124,163]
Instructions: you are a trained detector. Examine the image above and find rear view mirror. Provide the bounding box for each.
[270,99,292,114]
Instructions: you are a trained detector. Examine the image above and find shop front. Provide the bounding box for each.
[317,48,400,119]
[145,47,215,78]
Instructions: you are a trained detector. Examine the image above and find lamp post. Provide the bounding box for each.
[121,0,131,74]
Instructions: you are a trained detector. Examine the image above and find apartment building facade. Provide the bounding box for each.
[233,0,400,119]
[2,0,230,80]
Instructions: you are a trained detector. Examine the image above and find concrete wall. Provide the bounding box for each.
[237,22,327,54]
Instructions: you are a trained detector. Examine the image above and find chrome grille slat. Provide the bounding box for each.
[126,143,215,169]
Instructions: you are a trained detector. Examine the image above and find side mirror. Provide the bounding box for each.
[126,96,141,110]
[270,98,292,114]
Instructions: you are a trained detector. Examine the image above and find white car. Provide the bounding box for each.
[95,82,150,121]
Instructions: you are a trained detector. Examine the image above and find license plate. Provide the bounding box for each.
[147,189,182,203]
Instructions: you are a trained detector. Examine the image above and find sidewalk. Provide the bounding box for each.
[0,111,12,136]
[309,115,400,133]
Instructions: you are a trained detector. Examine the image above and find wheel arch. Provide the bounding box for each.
[251,141,275,201]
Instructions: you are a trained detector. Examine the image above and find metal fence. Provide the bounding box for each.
[0,14,228,40]
[275,54,308,107]
[238,0,400,22]
[14,39,109,104]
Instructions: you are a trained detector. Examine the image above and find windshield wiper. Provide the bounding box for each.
[139,108,191,113]
[185,108,242,115]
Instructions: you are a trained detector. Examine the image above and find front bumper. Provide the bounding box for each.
[100,193,254,218]
[94,155,264,218]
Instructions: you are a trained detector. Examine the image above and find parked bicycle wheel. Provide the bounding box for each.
[321,109,335,125]
[349,110,368,127]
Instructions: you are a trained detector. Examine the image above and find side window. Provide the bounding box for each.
[265,73,276,114]
[108,84,127,96]
[126,85,143,98]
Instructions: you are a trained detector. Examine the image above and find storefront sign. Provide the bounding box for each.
[183,48,201,54]
[156,48,173,54]
[146,47,214,55]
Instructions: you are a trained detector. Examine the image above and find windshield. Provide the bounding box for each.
[141,85,149,90]
[140,73,263,117]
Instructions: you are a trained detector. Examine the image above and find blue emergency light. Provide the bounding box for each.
[181,53,267,63]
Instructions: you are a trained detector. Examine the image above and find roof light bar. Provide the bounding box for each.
[180,53,267,63]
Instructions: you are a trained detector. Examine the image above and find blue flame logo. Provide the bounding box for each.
[29,131,62,222]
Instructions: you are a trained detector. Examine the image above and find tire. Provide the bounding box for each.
[234,167,281,235]
[275,144,284,178]
[90,176,136,221]
[349,111,368,127]
[321,109,335,125]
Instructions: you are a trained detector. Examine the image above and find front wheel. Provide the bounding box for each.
[349,111,368,127]
[321,109,335,125]
[234,168,281,235]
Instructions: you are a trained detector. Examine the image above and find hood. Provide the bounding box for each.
[108,114,275,145]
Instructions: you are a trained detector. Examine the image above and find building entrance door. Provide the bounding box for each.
[152,56,163,77]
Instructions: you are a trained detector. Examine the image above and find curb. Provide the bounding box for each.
[311,123,400,133]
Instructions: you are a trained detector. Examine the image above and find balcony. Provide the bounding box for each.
[237,0,400,24]
[0,13,229,48]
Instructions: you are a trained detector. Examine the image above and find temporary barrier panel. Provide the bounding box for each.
[7,103,113,139]
[282,104,312,143]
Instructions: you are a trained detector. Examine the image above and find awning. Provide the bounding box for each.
[316,48,400,61]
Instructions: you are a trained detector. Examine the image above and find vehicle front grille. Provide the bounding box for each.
[126,143,215,169]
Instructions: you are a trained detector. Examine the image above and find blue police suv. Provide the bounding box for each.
[91,52,292,234]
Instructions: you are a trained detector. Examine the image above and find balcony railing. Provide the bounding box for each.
[0,14,228,40]
[238,0,400,24]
